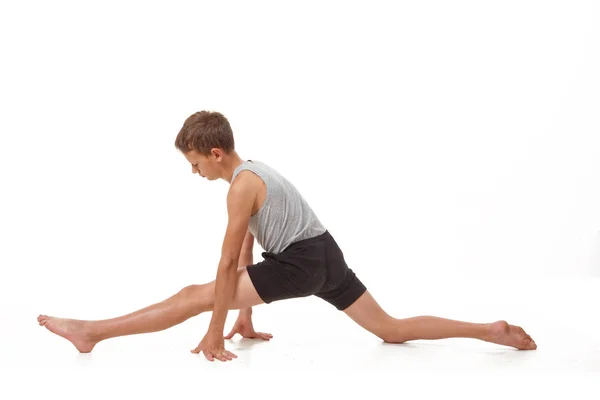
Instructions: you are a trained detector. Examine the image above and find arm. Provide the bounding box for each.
[225,228,272,341]
[206,178,256,336]
[237,230,255,318]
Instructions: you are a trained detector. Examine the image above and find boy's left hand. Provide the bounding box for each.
[225,315,273,341]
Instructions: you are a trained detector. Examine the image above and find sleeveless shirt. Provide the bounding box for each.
[230,160,326,254]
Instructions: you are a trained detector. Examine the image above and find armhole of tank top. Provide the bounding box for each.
[247,166,270,215]
[236,165,270,215]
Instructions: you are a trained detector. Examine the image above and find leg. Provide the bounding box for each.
[37,267,263,353]
[343,290,537,350]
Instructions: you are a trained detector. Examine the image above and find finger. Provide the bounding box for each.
[215,351,227,362]
[259,332,273,340]
[224,329,236,340]
[190,346,200,354]
[224,350,237,359]
[205,352,214,362]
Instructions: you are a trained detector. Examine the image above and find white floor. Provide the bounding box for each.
[3,277,599,399]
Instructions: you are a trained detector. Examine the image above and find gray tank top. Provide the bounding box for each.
[231,160,326,254]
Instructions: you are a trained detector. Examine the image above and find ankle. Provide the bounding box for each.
[83,321,103,343]
[483,320,508,341]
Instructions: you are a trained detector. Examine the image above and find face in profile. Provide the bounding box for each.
[183,149,222,180]
[183,150,214,180]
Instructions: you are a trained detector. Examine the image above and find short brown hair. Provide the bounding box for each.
[174,111,235,155]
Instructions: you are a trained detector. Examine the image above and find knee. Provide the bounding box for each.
[377,329,398,343]
[379,331,407,344]
[178,284,214,314]
[376,319,409,344]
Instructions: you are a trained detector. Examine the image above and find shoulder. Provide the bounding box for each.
[228,170,262,203]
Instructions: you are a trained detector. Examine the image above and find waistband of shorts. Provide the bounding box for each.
[283,229,330,251]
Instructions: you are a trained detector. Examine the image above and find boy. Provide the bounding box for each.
[38,111,537,362]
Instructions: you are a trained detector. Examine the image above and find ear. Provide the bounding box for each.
[211,148,224,160]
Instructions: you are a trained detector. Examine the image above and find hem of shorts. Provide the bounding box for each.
[246,264,272,304]
[337,285,368,311]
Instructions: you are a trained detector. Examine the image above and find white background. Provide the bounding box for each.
[1,0,599,397]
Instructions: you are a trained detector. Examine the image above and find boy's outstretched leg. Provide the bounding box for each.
[343,290,537,350]
[37,267,264,353]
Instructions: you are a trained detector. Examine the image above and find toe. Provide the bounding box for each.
[524,337,536,349]
[530,341,537,350]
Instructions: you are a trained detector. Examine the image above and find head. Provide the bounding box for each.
[174,111,240,181]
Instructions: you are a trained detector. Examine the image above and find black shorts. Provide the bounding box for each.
[246,230,367,310]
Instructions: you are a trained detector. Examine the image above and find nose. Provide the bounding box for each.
[192,167,203,177]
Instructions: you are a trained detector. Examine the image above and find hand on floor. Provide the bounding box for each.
[191,329,237,362]
[225,315,273,341]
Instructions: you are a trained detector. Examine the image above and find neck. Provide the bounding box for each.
[222,151,245,183]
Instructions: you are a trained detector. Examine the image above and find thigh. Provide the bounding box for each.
[231,267,266,309]
[343,290,394,339]
[314,266,367,310]
[201,267,265,310]
[246,256,326,304]
[313,231,368,310]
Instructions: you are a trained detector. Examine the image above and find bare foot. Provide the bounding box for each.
[486,320,537,350]
[37,314,97,353]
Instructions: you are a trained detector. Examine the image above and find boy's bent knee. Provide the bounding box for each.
[373,319,409,343]
[380,331,408,343]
